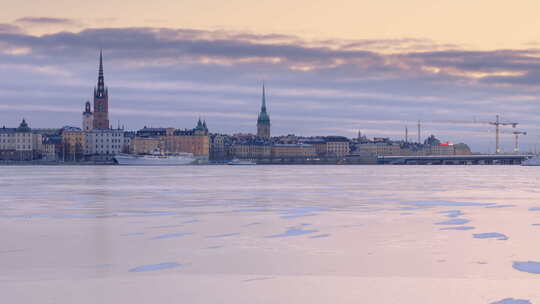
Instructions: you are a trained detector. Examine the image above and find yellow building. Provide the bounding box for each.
[271,144,316,158]
[162,135,209,156]
[130,137,162,154]
[62,130,86,154]
[231,144,271,159]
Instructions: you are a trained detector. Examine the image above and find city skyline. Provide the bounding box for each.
[2,4,540,153]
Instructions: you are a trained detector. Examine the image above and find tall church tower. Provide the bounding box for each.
[82,101,93,131]
[257,84,271,139]
[93,50,109,129]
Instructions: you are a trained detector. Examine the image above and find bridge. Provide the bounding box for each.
[378,154,530,165]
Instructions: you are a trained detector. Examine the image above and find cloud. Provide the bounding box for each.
[15,17,77,25]
[0,24,23,34]
[1,25,540,152]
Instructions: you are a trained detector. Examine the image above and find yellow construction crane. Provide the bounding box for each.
[489,115,518,154]
[428,115,518,154]
[511,131,527,153]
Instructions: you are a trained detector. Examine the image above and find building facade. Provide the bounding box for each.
[85,129,125,157]
[271,144,316,158]
[0,119,41,161]
[325,136,350,156]
[62,128,86,161]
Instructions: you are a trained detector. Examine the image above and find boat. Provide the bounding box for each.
[227,158,257,165]
[114,149,197,166]
[521,155,540,166]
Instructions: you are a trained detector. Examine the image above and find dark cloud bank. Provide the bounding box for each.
[1,24,540,152]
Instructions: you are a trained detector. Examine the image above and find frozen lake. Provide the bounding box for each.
[1,165,540,303]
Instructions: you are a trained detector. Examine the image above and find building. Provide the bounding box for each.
[325,136,350,156]
[85,129,125,159]
[82,101,93,131]
[271,143,316,158]
[131,137,162,154]
[129,121,210,158]
[231,142,271,159]
[209,134,226,161]
[41,135,63,161]
[164,131,209,157]
[299,138,327,155]
[61,127,85,161]
[194,118,209,136]
[257,84,271,139]
[0,119,41,161]
[93,50,109,130]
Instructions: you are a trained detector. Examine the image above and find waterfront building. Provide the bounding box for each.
[257,84,271,139]
[84,129,125,159]
[82,101,93,131]
[324,136,350,156]
[209,134,226,161]
[93,50,110,130]
[131,137,162,154]
[41,135,63,161]
[130,121,210,157]
[231,142,271,159]
[61,127,85,161]
[271,143,316,158]
[355,142,404,157]
[0,119,42,161]
[122,132,135,154]
[299,138,327,156]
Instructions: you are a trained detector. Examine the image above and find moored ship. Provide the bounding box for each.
[114,150,197,166]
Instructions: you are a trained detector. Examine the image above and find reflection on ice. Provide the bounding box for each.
[151,232,192,240]
[473,233,508,241]
[207,233,240,238]
[280,207,326,219]
[435,218,470,225]
[265,227,318,238]
[403,201,494,207]
[512,261,540,274]
[486,205,515,209]
[310,234,330,238]
[128,262,182,272]
[440,226,475,231]
[440,210,464,218]
[490,298,532,304]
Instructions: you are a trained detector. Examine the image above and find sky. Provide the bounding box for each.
[2,1,540,152]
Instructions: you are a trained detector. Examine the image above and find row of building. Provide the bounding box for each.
[0,51,472,163]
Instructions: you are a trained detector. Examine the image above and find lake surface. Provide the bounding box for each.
[1,166,540,304]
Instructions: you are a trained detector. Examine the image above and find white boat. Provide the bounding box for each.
[227,158,257,165]
[114,150,197,166]
[522,156,540,166]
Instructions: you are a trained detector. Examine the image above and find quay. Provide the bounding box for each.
[377,154,530,165]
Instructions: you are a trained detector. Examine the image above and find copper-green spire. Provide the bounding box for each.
[257,83,270,126]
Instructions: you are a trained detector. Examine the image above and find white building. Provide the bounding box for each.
[84,129,126,157]
[0,119,42,160]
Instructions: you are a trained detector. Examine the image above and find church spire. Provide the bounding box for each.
[261,82,267,112]
[257,82,270,139]
[96,49,106,98]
